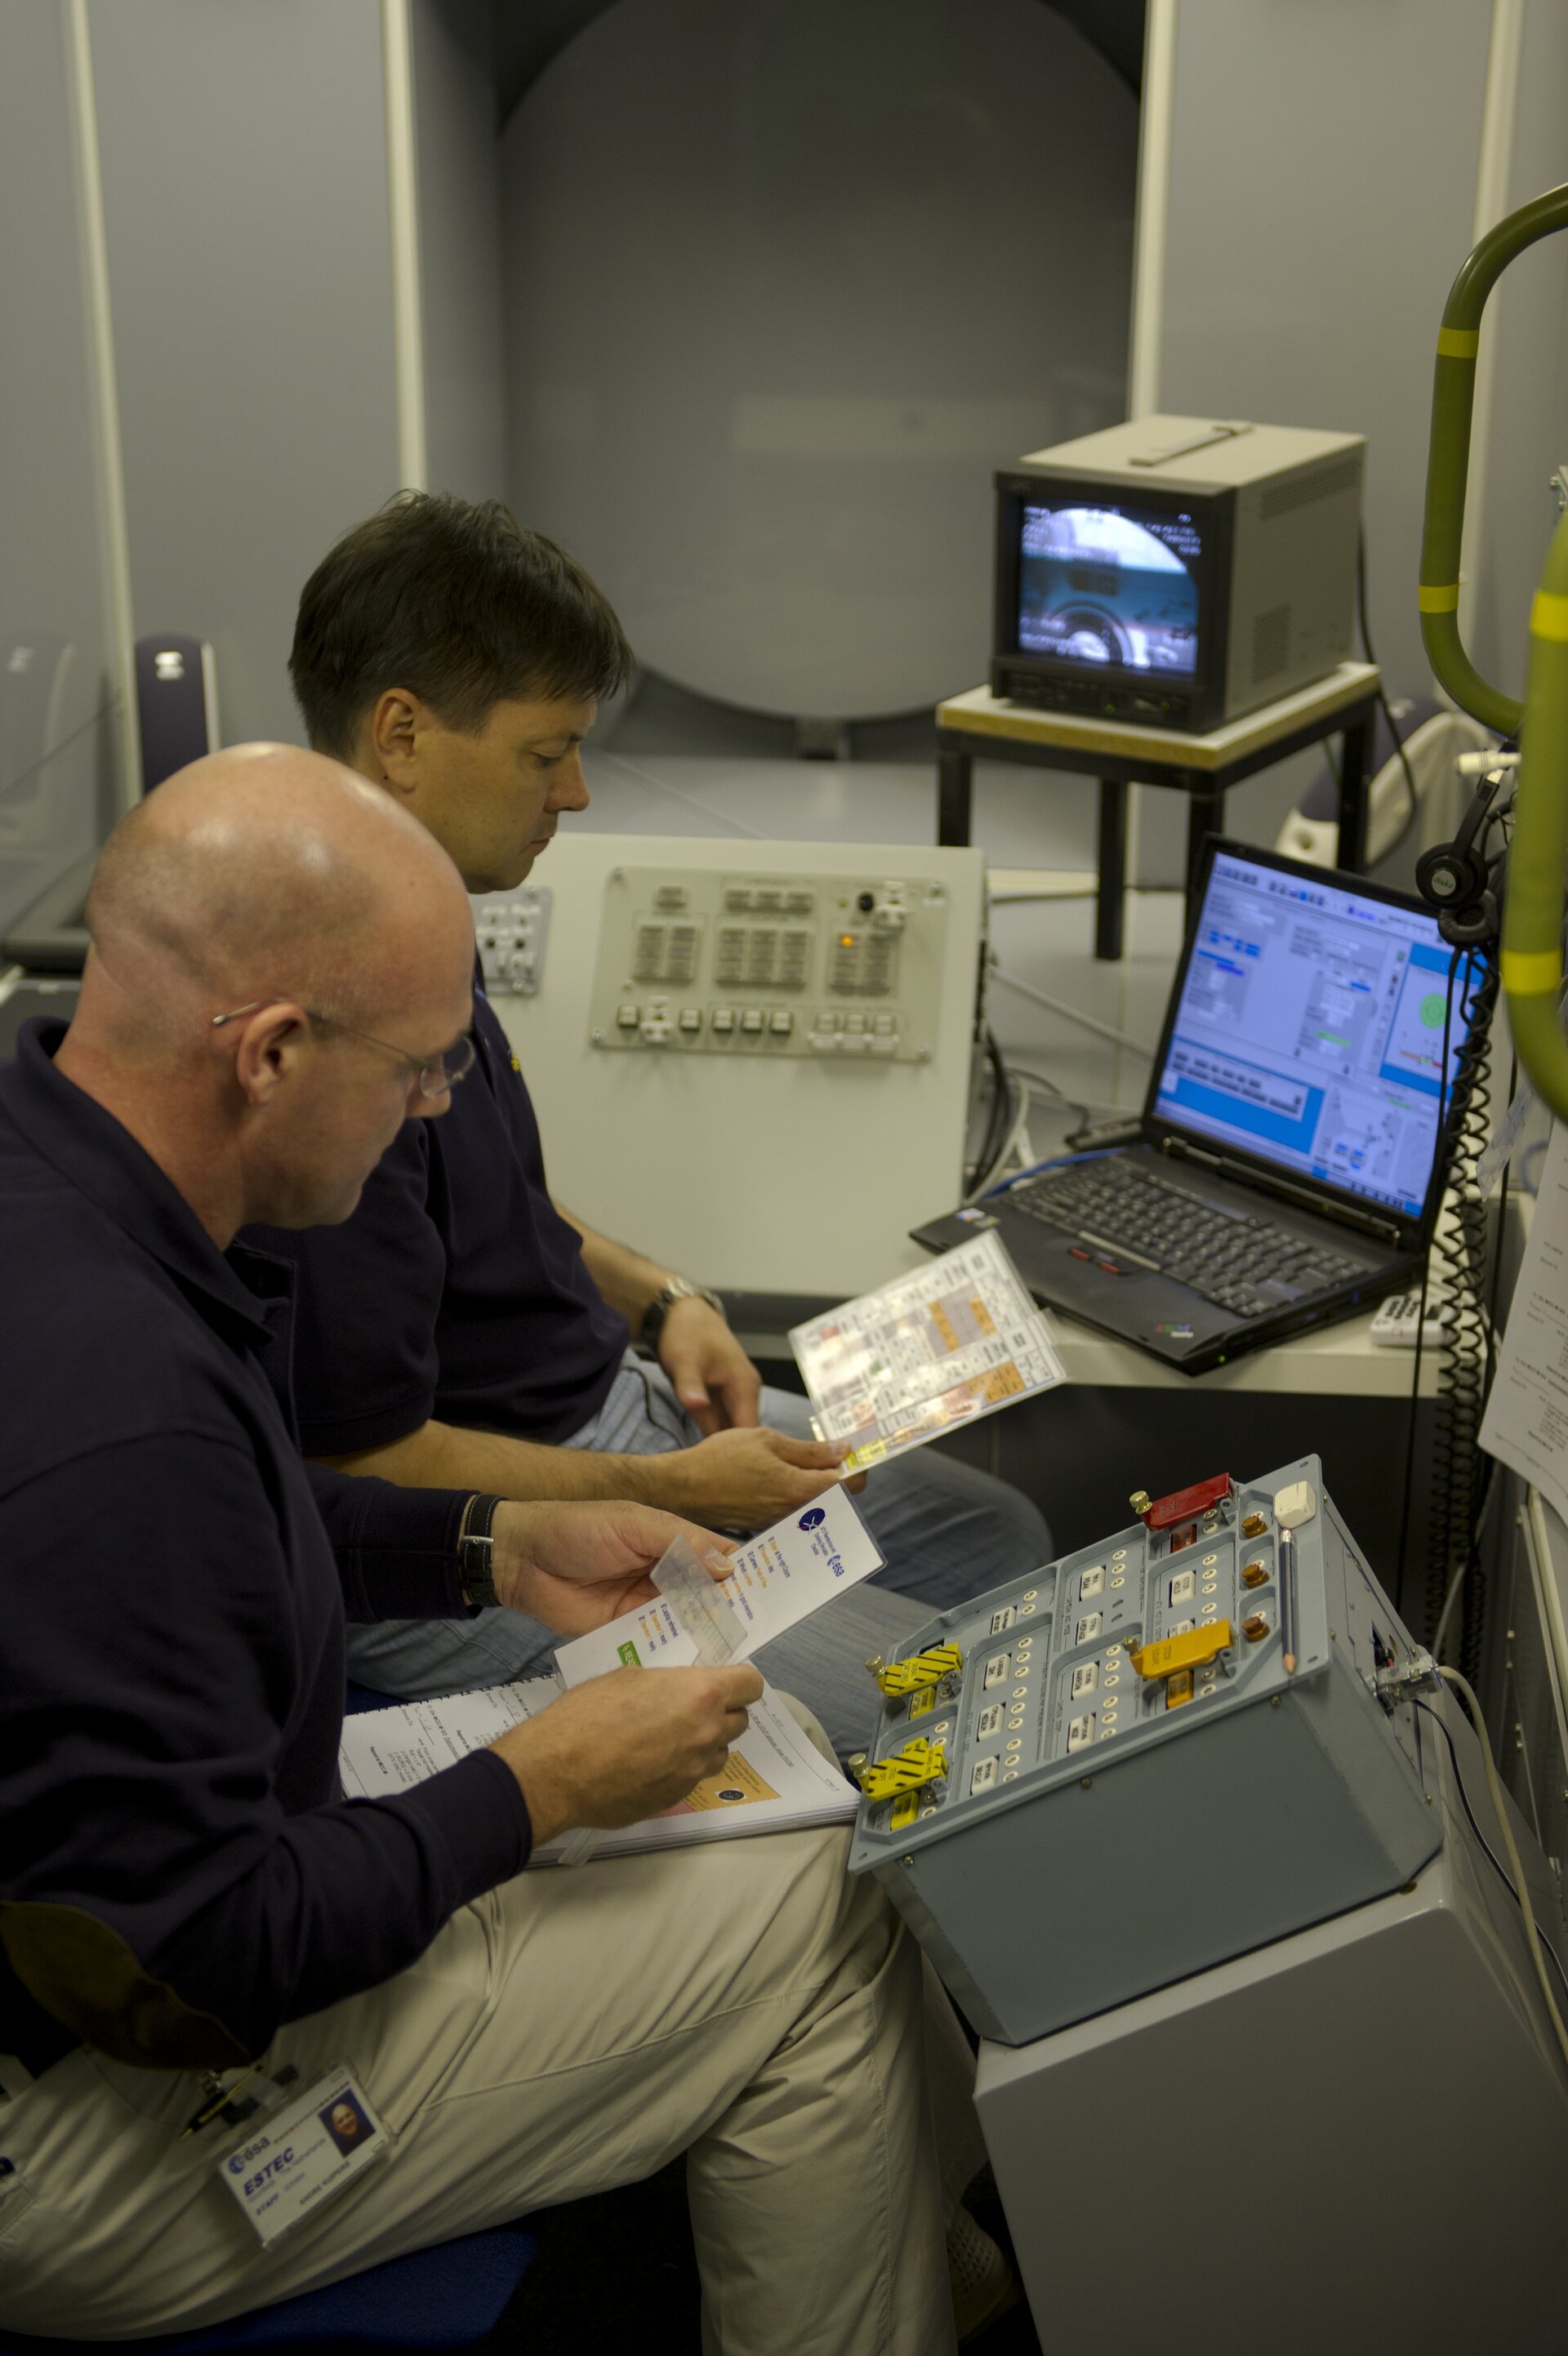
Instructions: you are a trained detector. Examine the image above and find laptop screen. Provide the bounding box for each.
[1150,847,1469,1222]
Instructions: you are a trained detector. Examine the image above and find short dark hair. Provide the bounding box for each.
[289,493,632,755]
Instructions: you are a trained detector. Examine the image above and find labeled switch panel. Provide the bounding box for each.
[848,1456,1442,2047]
[585,866,951,1062]
[472,886,551,996]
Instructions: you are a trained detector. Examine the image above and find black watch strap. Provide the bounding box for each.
[457,1493,506,1610]
[640,1278,725,1349]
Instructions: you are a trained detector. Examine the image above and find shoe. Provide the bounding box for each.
[947,2202,1022,2344]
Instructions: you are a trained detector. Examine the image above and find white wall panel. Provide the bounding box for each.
[88,0,403,749]
[1156,0,1491,702]
[0,0,116,926]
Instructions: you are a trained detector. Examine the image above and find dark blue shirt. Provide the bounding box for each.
[249,982,627,1456]
[0,1023,532,2063]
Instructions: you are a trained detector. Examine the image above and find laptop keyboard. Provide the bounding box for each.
[1005,1158,1371,1321]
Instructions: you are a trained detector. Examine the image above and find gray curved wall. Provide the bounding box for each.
[502,0,1138,720]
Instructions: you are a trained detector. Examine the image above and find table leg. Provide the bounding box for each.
[1183,781,1222,925]
[1095,777,1127,960]
[937,744,974,847]
[1337,706,1374,871]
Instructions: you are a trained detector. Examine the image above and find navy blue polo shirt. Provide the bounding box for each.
[248,980,627,1456]
[0,1022,532,2064]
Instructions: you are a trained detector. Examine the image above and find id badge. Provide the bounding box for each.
[216,2064,390,2246]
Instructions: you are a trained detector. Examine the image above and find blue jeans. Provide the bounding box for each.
[345,1355,1053,1758]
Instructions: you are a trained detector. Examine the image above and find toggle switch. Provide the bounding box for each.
[866,1643,963,1695]
[858,1739,948,1800]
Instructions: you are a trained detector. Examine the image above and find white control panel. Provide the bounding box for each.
[586,868,949,1065]
[491,835,986,1298]
[472,886,551,995]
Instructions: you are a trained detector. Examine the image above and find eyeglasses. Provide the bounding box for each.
[211,1000,477,1100]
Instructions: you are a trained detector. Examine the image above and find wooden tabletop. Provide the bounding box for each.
[937,661,1381,772]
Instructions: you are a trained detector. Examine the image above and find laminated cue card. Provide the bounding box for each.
[790,1230,1067,1472]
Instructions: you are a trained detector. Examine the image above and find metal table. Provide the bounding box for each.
[936,660,1382,956]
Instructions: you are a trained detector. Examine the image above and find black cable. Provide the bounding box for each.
[1483,1053,1516,1410]
[1412,1695,1568,2007]
[1395,950,1463,1622]
[996,1059,1102,1138]
[1356,530,1424,859]
[1432,951,1498,1677]
[966,1030,1013,1193]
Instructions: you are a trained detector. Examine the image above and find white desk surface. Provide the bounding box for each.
[938,662,1381,773]
[736,1238,1441,1399]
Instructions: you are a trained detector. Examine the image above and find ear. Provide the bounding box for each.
[228,1003,310,1109]
[366,689,425,800]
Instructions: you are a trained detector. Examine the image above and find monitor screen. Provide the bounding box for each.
[1152,850,1469,1221]
[1017,501,1202,678]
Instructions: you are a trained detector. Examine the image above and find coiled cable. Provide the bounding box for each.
[1423,950,1499,1676]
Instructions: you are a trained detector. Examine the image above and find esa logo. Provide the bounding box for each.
[798,1508,826,1530]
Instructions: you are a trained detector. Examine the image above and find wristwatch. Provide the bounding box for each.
[457,1493,506,1610]
[640,1276,726,1349]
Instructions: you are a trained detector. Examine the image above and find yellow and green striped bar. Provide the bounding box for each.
[1418,181,1568,736]
[1502,507,1568,1120]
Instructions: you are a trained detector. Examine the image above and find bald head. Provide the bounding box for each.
[56,745,478,1243]
[83,742,468,1049]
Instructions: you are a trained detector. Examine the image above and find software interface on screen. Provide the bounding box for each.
[1152,853,1466,1219]
[1017,501,1201,676]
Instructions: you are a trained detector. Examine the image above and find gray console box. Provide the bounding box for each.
[975,1707,1568,2352]
[849,1457,1440,2044]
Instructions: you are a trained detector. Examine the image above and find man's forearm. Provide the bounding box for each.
[316,1416,685,1511]
[552,1200,674,1325]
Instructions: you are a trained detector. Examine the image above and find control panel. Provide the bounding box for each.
[584,866,950,1062]
[848,1459,1441,2045]
[490,834,985,1298]
[472,885,551,996]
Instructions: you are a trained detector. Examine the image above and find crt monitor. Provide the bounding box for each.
[991,416,1364,733]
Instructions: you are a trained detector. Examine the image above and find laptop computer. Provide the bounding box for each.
[912,839,1480,1374]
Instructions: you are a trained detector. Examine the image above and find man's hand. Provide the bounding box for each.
[488,1500,733,1637]
[490,1663,764,1846]
[657,1297,762,1433]
[637,1424,863,1525]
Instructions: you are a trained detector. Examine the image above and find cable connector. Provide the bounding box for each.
[1374,1647,1441,1708]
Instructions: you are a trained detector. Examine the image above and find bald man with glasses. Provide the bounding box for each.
[0,746,985,2351]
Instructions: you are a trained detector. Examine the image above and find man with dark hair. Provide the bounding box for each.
[258,495,1052,1756]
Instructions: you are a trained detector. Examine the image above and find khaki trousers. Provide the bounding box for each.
[0,1812,983,2351]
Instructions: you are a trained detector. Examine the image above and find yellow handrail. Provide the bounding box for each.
[1418,181,1568,734]
[1502,508,1568,1119]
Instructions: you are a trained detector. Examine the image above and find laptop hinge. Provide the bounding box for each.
[1158,1136,1405,1247]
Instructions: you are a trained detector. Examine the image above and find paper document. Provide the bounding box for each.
[554,1484,884,1686]
[1480,1119,1568,1528]
[790,1230,1067,1471]
[338,1678,854,1864]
